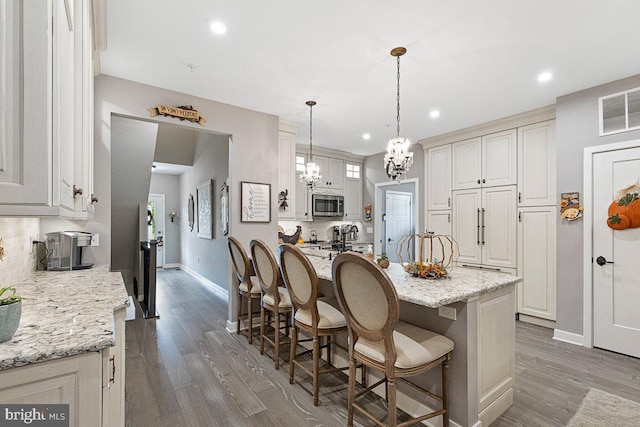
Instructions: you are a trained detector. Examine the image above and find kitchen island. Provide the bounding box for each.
[300,247,521,427]
[0,266,128,427]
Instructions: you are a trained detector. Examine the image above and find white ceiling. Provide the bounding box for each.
[101,0,640,156]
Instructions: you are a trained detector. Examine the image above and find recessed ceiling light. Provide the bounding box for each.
[363,133,371,140]
[209,21,226,35]
[538,71,553,82]
[430,110,440,118]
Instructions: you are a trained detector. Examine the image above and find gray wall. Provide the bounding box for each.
[154,123,198,166]
[149,173,181,265]
[556,73,640,335]
[92,74,280,324]
[362,142,425,243]
[179,132,230,290]
[110,116,158,277]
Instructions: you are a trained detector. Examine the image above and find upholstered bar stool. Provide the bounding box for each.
[227,237,261,344]
[250,239,292,370]
[332,252,454,427]
[278,243,354,405]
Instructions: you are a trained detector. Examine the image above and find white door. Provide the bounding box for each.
[452,138,481,190]
[427,210,452,265]
[384,191,412,263]
[482,186,517,268]
[427,145,452,210]
[593,147,640,358]
[452,189,482,265]
[482,129,517,188]
[518,120,557,206]
[148,194,165,268]
[517,206,556,320]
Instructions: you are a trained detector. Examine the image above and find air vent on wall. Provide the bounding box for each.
[599,87,640,136]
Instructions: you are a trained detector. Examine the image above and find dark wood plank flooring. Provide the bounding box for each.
[125,268,640,426]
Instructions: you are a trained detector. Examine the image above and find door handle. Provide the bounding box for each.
[481,208,486,245]
[596,256,614,266]
[388,238,393,242]
[477,208,481,245]
[448,197,451,207]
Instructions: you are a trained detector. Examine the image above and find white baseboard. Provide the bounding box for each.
[553,329,584,346]
[226,319,237,333]
[164,263,180,269]
[177,263,229,301]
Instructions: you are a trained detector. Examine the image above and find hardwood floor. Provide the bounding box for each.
[125,268,640,426]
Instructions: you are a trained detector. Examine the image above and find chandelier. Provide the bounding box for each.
[383,47,414,181]
[300,100,322,190]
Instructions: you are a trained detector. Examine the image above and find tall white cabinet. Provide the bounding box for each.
[423,111,557,325]
[516,120,557,325]
[0,0,96,218]
[278,122,297,220]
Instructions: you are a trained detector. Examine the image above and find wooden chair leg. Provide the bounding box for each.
[259,306,265,355]
[347,359,356,427]
[247,295,253,344]
[312,335,320,406]
[388,376,397,427]
[326,335,332,366]
[274,310,280,370]
[442,356,450,427]
[289,326,297,384]
[236,292,242,337]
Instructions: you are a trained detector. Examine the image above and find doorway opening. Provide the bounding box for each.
[374,178,419,263]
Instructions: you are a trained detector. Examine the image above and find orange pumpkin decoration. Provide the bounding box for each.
[607,182,640,230]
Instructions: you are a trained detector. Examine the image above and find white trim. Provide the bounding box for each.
[553,329,584,346]
[226,319,237,334]
[177,263,229,301]
[583,138,640,349]
[163,262,180,269]
[373,177,420,257]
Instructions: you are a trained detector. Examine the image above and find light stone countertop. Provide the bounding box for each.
[0,265,129,370]
[299,247,521,308]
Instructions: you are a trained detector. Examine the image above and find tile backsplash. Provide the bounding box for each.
[0,218,39,285]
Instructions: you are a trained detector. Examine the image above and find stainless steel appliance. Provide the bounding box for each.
[312,194,344,217]
[45,231,98,271]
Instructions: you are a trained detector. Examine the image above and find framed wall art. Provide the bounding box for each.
[241,181,271,223]
[197,179,214,239]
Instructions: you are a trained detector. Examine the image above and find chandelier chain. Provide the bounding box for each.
[309,103,313,157]
[396,55,401,138]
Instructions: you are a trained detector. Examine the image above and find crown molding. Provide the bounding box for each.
[419,104,556,150]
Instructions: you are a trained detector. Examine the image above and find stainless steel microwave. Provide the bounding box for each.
[312,194,344,217]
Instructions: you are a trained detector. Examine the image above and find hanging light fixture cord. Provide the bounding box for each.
[396,53,401,138]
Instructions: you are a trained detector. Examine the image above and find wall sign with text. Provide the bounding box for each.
[241,181,271,223]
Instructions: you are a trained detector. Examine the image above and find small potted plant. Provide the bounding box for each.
[376,253,389,269]
[0,286,23,343]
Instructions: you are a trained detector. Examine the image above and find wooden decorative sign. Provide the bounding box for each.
[148,104,206,125]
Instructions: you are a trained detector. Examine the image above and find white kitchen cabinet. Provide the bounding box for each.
[101,308,126,427]
[278,126,297,219]
[0,308,126,427]
[452,186,517,269]
[0,0,95,218]
[427,210,452,263]
[313,155,344,190]
[518,120,556,206]
[426,145,452,211]
[452,130,517,190]
[0,353,102,427]
[344,162,363,220]
[517,206,556,321]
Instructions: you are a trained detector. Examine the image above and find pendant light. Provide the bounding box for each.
[383,47,414,181]
[300,100,322,191]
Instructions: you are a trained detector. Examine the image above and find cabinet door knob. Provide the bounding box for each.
[73,185,83,198]
[482,178,486,184]
[91,194,99,204]
[477,179,481,184]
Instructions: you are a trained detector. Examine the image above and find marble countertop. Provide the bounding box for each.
[299,248,521,308]
[0,266,129,370]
